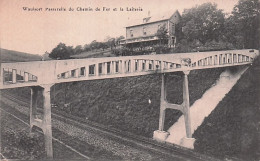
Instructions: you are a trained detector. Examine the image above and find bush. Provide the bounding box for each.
[112,48,132,56]
[174,39,236,53]
[112,48,155,56]
[154,45,171,54]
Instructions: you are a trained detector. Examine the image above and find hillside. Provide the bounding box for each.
[193,56,260,160]
[0,48,42,63]
[71,49,114,59]
[5,67,224,138]
[49,68,224,137]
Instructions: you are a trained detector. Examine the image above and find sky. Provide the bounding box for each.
[0,0,238,55]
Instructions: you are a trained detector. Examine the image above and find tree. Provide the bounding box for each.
[83,44,91,52]
[49,43,72,60]
[223,16,244,48]
[99,42,108,51]
[229,0,260,49]
[156,24,169,45]
[90,40,98,51]
[181,3,225,44]
[73,45,83,55]
[107,38,116,50]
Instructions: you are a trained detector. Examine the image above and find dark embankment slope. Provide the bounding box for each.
[50,67,224,137]
[193,56,260,160]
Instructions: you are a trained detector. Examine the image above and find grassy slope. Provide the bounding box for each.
[71,49,114,59]
[52,68,224,137]
[5,67,223,138]
[5,67,224,138]
[0,48,42,63]
[193,56,260,160]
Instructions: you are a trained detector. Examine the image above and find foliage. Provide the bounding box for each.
[107,38,116,50]
[73,45,83,55]
[226,0,260,49]
[174,0,259,52]
[48,35,125,58]
[173,39,235,53]
[111,48,122,56]
[112,47,152,56]
[181,3,225,44]
[156,24,169,45]
[49,43,72,60]
[154,45,171,54]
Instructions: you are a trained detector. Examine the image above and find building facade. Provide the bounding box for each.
[120,10,181,50]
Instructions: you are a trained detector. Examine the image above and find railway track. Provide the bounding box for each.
[0,107,90,160]
[1,91,220,161]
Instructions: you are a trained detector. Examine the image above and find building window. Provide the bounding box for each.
[172,23,175,34]
[172,37,175,45]
[143,27,146,35]
[130,30,133,37]
[80,67,85,76]
[89,65,95,75]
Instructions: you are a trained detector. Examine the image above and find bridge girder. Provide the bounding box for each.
[0,49,258,90]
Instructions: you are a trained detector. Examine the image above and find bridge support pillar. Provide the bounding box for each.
[153,71,195,148]
[159,74,166,131]
[29,84,53,159]
[153,73,169,141]
[42,84,53,159]
[30,87,38,132]
[12,69,17,83]
[182,70,191,138]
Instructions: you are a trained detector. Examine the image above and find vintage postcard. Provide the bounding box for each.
[0,0,259,160]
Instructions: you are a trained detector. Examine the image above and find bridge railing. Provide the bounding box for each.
[0,49,258,89]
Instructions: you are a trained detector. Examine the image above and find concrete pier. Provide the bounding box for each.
[30,87,39,132]
[153,71,194,144]
[182,71,191,138]
[30,85,53,159]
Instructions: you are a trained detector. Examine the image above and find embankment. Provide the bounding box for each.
[193,56,260,160]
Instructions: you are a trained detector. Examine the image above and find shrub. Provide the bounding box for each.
[154,45,171,54]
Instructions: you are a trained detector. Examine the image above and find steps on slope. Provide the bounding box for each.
[165,66,249,148]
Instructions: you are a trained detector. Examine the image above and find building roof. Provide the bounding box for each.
[126,10,180,28]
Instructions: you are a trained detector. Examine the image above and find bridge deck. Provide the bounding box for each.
[0,49,258,89]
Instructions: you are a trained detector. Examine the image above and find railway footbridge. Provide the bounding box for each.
[0,49,258,158]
